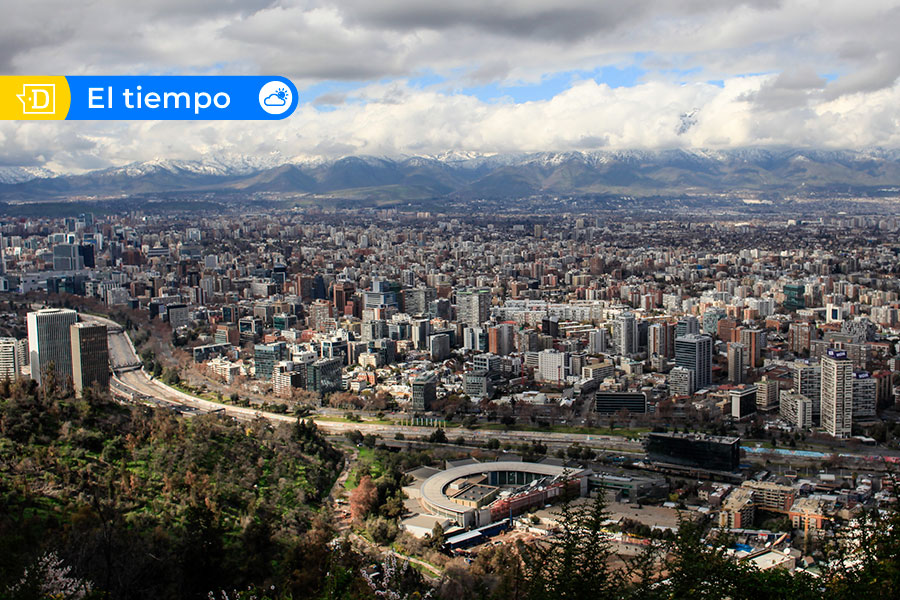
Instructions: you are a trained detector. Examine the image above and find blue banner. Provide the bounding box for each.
[62,75,298,120]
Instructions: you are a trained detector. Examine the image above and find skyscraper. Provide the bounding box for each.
[674,334,712,390]
[727,342,747,384]
[70,322,109,398]
[648,322,675,358]
[614,312,638,357]
[27,308,77,386]
[457,288,491,328]
[821,349,853,438]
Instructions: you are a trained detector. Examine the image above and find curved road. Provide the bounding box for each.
[79,313,900,467]
[83,313,644,450]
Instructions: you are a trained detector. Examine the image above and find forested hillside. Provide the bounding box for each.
[0,378,344,599]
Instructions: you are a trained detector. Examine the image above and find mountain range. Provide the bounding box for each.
[3,148,900,202]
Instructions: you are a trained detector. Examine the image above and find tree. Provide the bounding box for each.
[429,522,446,550]
[518,490,624,600]
[349,475,378,522]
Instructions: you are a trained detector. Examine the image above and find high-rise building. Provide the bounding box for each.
[52,244,84,271]
[308,300,333,331]
[332,280,355,314]
[411,372,437,411]
[702,308,727,337]
[614,312,638,357]
[821,349,853,438]
[402,287,437,316]
[0,337,26,381]
[780,391,813,428]
[413,318,432,350]
[541,315,559,338]
[305,357,342,396]
[675,334,712,390]
[783,283,806,312]
[755,377,780,411]
[648,322,675,358]
[27,308,77,386]
[851,372,877,420]
[793,362,822,422]
[588,328,608,354]
[788,322,815,354]
[537,349,567,383]
[429,333,451,361]
[254,342,287,381]
[675,315,700,338]
[730,385,757,420]
[669,366,695,396]
[70,323,109,398]
[488,323,515,356]
[727,342,747,384]
[457,288,491,328]
[740,328,766,368]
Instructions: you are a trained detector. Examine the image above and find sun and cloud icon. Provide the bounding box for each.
[263,87,289,107]
[258,81,294,115]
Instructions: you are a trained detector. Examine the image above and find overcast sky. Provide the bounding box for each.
[3,0,900,172]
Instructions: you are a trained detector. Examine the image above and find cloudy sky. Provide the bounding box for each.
[2,0,900,172]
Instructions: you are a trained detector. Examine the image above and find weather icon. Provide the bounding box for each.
[263,87,289,107]
[258,81,294,115]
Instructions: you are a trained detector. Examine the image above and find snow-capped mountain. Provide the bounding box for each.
[0,166,56,185]
[3,148,900,201]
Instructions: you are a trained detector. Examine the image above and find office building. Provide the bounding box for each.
[27,308,77,386]
[730,385,757,421]
[727,342,747,384]
[488,323,515,356]
[429,333,451,361]
[411,372,437,411]
[402,287,436,316]
[593,392,647,414]
[674,334,712,390]
[783,283,806,312]
[254,342,287,381]
[464,326,488,352]
[821,349,853,438]
[306,357,342,396]
[645,432,740,472]
[473,352,502,374]
[70,323,109,398]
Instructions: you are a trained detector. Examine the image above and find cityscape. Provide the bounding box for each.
[3,1,900,599]
[1,205,899,597]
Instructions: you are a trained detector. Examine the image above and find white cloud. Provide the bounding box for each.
[2,1,900,171]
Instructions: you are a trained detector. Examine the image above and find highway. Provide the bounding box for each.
[80,313,646,451]
[82,314,900,466]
